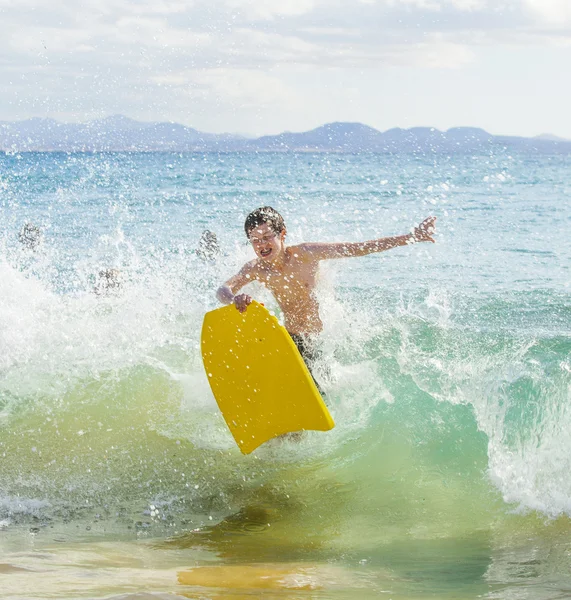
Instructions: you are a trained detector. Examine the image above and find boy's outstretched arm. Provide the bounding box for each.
[301,216,436,260]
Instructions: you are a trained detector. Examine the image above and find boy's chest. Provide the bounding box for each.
[258,263,317,296]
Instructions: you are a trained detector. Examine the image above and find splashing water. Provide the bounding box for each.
[0,150,570,599]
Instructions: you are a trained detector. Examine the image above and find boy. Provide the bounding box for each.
[216,206,436,379]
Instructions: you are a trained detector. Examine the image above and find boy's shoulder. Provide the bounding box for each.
[286,243,320,261]
[240,258,259,272]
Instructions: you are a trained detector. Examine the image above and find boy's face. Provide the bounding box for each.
[248,222,286,262]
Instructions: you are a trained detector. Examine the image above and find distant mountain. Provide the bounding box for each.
[363,126,495,151]
[251,122,386,151]
[1,116,571,153]
[534,133,569,142]
[0,115,245,152]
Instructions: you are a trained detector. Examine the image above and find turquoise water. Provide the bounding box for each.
[0,151,570,599]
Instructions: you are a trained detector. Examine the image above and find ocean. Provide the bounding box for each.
[0,150,570,599]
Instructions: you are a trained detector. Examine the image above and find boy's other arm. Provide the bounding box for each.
[301,216,436,260]
[216,262,257,312]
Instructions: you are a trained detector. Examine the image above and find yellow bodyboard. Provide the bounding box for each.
[201,301,334,454]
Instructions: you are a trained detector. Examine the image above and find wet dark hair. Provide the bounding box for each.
[244,206,285,237]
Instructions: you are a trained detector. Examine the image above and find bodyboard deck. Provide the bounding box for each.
[201,301,334,454]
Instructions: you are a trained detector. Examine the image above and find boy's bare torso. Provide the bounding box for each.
[217,215,436,337]
[243,245,322,335]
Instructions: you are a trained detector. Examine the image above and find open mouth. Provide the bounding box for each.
[260,248,272,257]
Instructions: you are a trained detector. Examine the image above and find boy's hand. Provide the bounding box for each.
[412,216,436,243]
[234,293,252,313]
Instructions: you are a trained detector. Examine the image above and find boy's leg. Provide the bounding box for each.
[289,333,326,396]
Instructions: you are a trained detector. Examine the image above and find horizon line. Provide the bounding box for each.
[0,114,568,142]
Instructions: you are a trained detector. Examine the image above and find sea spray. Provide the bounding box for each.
[0,150,569,547]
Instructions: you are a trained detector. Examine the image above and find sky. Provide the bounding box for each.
[1,0,571,137]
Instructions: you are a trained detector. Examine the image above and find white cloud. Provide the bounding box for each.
[0,0,568,73]
[301,27,362,36]
[225,0,316,20]
[523,0,571,25]
[7,26,93,55]
[192,68,302,109]
[362,0,489,10]
[0,0,570,133]
[409,37,476,68]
